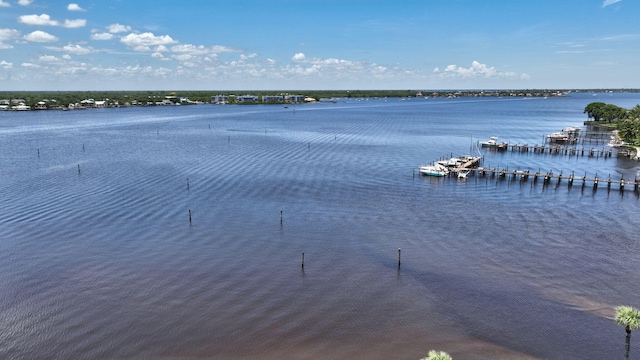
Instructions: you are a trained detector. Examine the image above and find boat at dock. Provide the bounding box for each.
[547,132,577,143]
[479,136,498,147]
[419,164,449,177]
[479,136,508,150]
[547,126,580,143]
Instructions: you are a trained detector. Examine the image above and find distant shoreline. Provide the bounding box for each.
[1,89,639,111]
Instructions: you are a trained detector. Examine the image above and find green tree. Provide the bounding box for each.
[628,105,640,121]
[615,305,640,360]
[603,104,627,123]
[584,102,607,121]
[421,350,453,360]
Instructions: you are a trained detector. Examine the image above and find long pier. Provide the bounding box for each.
[485,143,634,158]
[457,167,639,191]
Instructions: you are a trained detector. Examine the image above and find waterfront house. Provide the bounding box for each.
[285,95,304,103]
[81,99,95,107]
[211,95,229,104]
[262,95,283,103]
[236,95,258,103]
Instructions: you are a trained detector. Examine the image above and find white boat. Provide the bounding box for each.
[457,170,470,179]
[419,164,449,177]
[479,136,508,149]
[436,157,463,168]
[479,136,499,147]
[547,132,576,143]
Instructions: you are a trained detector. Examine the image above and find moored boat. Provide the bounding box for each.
[480,136,499,147]
[419,164,449,177]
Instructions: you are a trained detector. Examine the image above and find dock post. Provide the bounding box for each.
[77,164,81,174]
[302,252,304,268]
[398,248,401,267]
[189,209,192,224]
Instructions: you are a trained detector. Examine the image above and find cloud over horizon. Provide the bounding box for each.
[433,61,530,81]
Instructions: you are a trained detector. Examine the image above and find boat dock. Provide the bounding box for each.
[455,167,639,191]
[486,143,634,157]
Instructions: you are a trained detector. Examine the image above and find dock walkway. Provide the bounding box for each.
[458,167,639,190]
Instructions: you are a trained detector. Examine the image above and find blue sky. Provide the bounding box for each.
[0,0,637,90]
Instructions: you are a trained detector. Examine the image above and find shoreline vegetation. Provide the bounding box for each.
[583,100,640,155]
[1,88,639,111]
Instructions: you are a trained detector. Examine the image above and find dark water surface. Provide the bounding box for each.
[1,93,640,359]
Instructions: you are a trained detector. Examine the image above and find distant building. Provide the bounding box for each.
[285,95,304,103]
[262,95,283,103]
[81,99,95,107]
[236,95,258,103]
[211,95,229,104]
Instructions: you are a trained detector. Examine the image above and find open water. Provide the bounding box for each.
[1,93,640,359]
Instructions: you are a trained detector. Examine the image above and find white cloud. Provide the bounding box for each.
[211,45,238,53]
[0,0,10,7]
[21,62,40,68]
[67,3,85,11]
[602,0,622,7]
[120,32,177,51]
[18,14,85,28]
[63,19,86,28]
[433,60,526,80]
[91,32,113,40]
[0,60,13,69]
[24,30,58,43]
[0,28,20,48]
[107,23,131,33]
[62,44,93,54]
[292,52,306,61]
[170,44,210,55]
[18,0,33,5]
[39,55,60,62]
[19,14,59,26]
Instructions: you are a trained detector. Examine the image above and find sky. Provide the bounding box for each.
[0,0,638,91]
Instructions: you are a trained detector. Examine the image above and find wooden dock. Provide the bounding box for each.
[456,167,639,190]
[485,143,634,158]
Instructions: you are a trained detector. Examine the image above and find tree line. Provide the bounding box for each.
[584,102,640,145]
